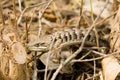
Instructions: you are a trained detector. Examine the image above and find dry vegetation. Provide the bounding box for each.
[0,0,120,80]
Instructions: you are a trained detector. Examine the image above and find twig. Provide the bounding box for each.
[28,46,48,52]
[72,56,103,62]
[32,52,37,80]
[85,73,100,80]
[39,0,53,20]
[17,1,49,25]
[90,0,99,47]
[72,50,106,63]
[111,35,120,52]
[94,27,99,47]
[113,0,119,13]
[92,50,106,56]
[47,71,52,80]
[50,1,109,80]
[80,50,92,59]
[27,52,45,65]
[12,0,17,29]
[82,12,91,26]
[44,37,55,80]
[38,0,54,38]
[83,62,100,71]
[83,11,99,47]
[90,0,94,22]
[77,0,83,28]
[72,50,120,62]
[18,0,22,13]
[83,47,106,50]
[93,55,96,80]
[12,0,17,17]
[38,11,42,38]
[27,8,37,30]
[25,17,29,43]
[37,68,56,72]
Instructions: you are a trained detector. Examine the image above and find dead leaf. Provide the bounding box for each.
[3,33,17,44]
[83,0,112,18]
[11,42,27,64]
[99,70,104,80]
[102,55,120,80]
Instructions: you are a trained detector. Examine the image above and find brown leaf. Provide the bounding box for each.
[3,33,17,44]
[102,55,120,80]
[11,42,27,64]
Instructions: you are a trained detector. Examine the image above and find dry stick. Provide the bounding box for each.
[84,62,100,71]
[77,0,83,28]
[72,50,106,63]
[86,73,91,79]
[37,67,56,72]
[27,52,44,65]
[90,0,94,22]
[38,11,42,38]
[39,0,53,20]
[83,12,99,48]
[47,71,52,80]
[38,0,53,38]
[17,1,49,25]
[25,17,29,43]
[92,50,106,56]
[82,13,91,25]
[83,11,99,48]
[80,50,92,59]
[72,50,106,62]
[12,0,17,17]
[37,4,54,38]
[32,52,37,80]
[18,0,22,13]
[44,37,55,80]
[83,47,106,50]
[90,0,99,48]
[85,73,100,80]
[50,0,109,80]
[93,55,96,80]
[111,35,120,52]
[113,0,119,13]
[81,73,85,80]
[27,8,37,30]
[20,8,37,41]
[94,26,99,47]
[72,50,120,62]
[72,56,106,62]
[12,0,17,30]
